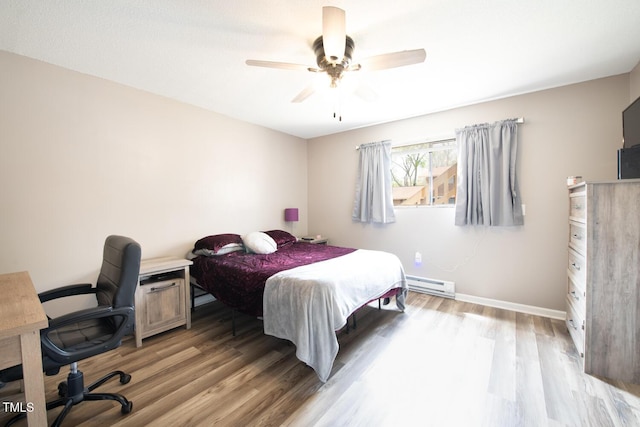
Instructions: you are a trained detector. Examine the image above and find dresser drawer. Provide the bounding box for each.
[568,248,586,285]
[569,221,586,255]
[567,274,586,316]
[566,296,585,359]
[569,194,586,221]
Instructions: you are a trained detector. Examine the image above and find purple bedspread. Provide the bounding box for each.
[191,242,356,316]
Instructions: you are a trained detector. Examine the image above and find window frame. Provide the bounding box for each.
[390,136,458,208]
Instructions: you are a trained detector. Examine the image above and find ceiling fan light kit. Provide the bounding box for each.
[321,6,346,63]
[312,35,356,88]
[245,6,426,121]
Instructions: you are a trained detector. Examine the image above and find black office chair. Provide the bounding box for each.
[0,235,141,427]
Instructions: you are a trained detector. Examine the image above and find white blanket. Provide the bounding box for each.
[263,249,407,382]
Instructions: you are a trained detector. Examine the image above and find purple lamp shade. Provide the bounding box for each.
[284,208,299,222]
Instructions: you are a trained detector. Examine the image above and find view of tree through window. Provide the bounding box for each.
[390,139,457,206]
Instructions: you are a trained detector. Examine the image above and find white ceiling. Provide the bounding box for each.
[2,1,640,139]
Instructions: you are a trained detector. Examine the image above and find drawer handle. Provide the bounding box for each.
[571,262,581,271]
[573,204,583,210]
[572,234,582,240]
[150,282,177,292]
[570,290,580,301]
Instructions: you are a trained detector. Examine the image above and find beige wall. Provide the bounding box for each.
[0,51,308,304]
[1,48,634,314]
[630,59,640,101]
[307,75,629,311]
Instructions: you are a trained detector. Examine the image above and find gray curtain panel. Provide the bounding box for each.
[455,119,524,226]
[352,140,396,224]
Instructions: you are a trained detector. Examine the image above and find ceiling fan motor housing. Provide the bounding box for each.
[313,36,355,86]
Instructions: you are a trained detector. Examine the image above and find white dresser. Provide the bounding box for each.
[566,179,640,383]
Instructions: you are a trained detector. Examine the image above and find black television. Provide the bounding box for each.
[623,95,640,148]
[618,96,640,179]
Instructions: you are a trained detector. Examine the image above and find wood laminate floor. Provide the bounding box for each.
[2,292,640,426]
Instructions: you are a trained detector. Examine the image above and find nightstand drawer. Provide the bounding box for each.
[138,278,186,337]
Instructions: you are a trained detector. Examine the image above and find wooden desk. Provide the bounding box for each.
[0,271,48,426]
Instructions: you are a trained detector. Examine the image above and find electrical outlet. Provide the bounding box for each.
[414,251,422,266]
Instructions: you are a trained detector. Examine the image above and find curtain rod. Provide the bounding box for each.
[355,117,525,150]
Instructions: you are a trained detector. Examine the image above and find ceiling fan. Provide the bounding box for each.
[245,6,426,117]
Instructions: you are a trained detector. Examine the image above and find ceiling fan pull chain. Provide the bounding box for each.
[333,99,343,122]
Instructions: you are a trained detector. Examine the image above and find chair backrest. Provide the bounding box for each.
[95,235,141,331]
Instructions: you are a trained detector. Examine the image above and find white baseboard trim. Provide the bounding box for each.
[453,293,566,320]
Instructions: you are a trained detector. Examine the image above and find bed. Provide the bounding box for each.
[189,230,407,382]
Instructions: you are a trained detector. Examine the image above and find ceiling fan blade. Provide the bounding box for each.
[359,49,427,71]
[291,84,316,103]
[322,6,346,63]
[246,59,312,72]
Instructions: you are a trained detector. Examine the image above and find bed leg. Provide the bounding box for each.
[378,298,381,310]
[342,313,357,335]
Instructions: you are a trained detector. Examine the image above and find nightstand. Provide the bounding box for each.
[300,236,329,245]
[134,257,193,347]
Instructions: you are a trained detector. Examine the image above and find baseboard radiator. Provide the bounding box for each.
[405,275,455,299]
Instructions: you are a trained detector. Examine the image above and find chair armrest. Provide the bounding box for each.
[38,283,95,303]
[46,305,114,329]
[41,305,135,365]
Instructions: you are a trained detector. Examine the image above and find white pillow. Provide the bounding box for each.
[242,231,277,254]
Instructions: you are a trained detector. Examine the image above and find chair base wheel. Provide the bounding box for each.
[4,366,135,427]
[58,381,67,397]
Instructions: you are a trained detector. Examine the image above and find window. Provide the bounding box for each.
[390,138,457,206]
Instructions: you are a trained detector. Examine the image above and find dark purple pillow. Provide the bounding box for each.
[193,233,244,256]
[263,230,297,248]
